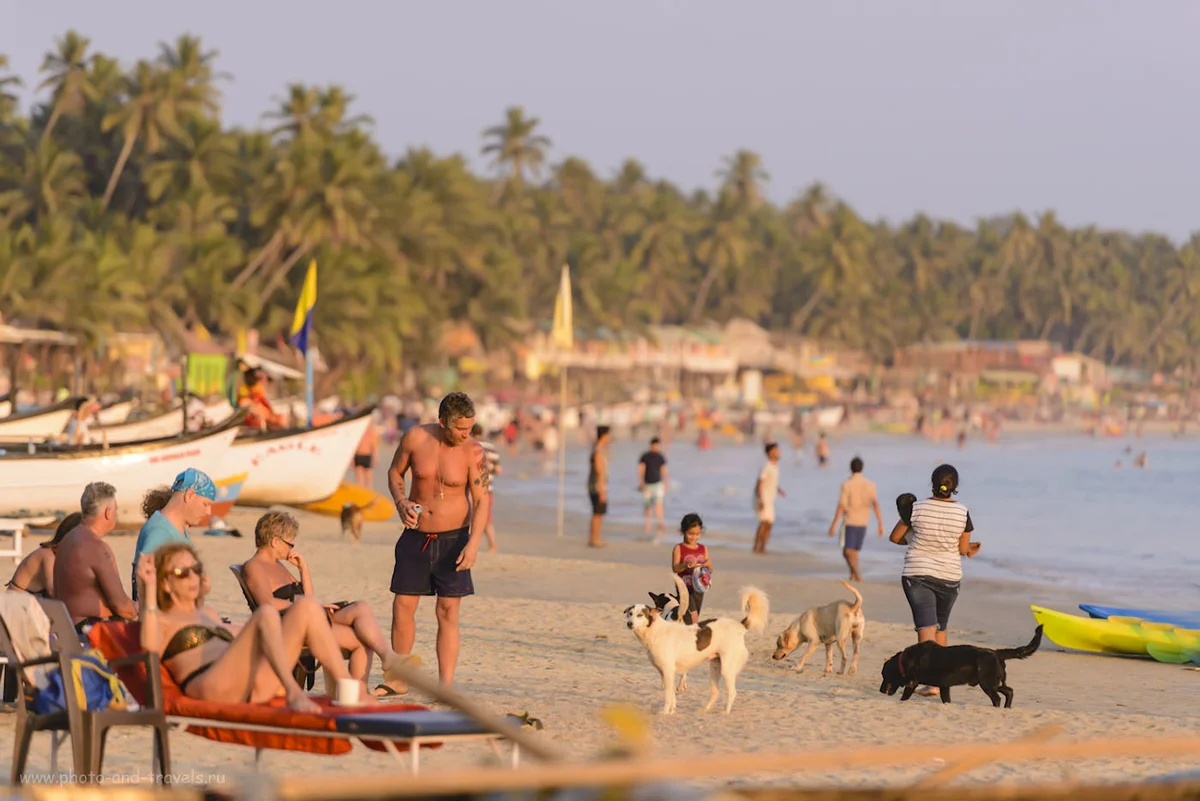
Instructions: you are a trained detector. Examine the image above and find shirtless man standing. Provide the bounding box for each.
[387,392,488,685]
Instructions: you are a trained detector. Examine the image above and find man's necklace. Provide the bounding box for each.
[436,442,445,500]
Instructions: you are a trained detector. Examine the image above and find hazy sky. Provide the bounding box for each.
[5,1,1199,240]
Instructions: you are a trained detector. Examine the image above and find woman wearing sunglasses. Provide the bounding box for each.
[137,543,394,712]
[241,511,416,698]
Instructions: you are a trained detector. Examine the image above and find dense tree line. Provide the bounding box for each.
[2,32,1198,395]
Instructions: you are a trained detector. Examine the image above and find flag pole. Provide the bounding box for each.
[557,362,567,537]
[305,349,314,429]
[552,264,572,538]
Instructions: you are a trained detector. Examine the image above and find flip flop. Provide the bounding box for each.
[372,683,409,701]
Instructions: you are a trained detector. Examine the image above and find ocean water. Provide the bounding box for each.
[499,433,1200,609]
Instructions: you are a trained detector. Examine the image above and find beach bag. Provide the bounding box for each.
[30,649,135,715]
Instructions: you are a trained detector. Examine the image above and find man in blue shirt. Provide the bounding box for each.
[131,468,216,600]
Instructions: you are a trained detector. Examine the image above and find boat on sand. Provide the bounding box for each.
[0,397,81,442]
[0,413,243,520]
[224,407,374,506]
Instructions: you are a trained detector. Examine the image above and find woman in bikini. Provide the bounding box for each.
[6,512,81,599]
[241,511,416,698]
[138,542,408,712]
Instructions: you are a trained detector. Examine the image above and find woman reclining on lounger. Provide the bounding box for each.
[137,542,407,713]
[240,511,417,698]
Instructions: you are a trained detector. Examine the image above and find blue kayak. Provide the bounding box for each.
[1079,604,1200,628]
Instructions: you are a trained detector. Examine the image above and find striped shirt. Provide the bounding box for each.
[902,498,974,582]
[479,440,500,494]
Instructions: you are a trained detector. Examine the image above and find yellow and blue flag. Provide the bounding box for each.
[290,260,318,355]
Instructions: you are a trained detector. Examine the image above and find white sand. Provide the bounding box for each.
[1,497,1197,791]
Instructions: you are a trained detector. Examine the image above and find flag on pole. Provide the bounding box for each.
[551,265,573,350]
[289,261,318,355]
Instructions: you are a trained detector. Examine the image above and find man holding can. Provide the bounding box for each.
[386,392,488,687]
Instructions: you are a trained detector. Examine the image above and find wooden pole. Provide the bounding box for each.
[556,363,566,537]
[377,659,559,763]
[912,723,1062,788]
[274,731,1200,801]
[181,354,190,435]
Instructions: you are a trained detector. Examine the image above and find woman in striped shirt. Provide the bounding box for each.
[889,464,981,648]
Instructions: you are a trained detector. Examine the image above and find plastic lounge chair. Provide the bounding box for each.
[86,620,520,773]
[229,563,326,692]
[1,600,171,784]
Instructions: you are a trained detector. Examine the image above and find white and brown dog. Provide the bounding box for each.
[624,585,769,714]
[772,580,865,675]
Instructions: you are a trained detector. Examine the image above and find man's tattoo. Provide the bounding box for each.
[473,478,481,486]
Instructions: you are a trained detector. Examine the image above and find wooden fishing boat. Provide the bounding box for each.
[95,407,185,444]
[0,412,243,520]
[224,407,374,506]
[0,397,82,441]
[94,399,135,425]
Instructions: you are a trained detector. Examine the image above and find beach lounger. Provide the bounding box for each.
[1,599,171,784]
[85,619,521,773]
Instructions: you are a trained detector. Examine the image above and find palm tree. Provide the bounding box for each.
[0,54,22,121]
[718,150,769,212]
[0,137,87,227]
[38,31,97,143]
[481,106,551,192]
[100,56,217,212]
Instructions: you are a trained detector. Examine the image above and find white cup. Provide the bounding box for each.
[336,678,362,706]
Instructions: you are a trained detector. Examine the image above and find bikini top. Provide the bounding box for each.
[272,582,304,601]
[163,625,234,661]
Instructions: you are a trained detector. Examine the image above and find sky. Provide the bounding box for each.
[4,1,1200,240]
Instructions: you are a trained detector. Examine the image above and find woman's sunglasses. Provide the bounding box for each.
[169,563,205,579]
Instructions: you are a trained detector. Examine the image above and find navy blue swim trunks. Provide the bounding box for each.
[390,527,474,597]
[843,525,867,551]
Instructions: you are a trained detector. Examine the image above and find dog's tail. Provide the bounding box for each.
[739,587,769,632]
[995,625,1043,662]
[840,580,864,613]
[672,573,690,613]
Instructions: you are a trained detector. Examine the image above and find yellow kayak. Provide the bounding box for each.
[1031,606,1200,663]
[295,482,395,522]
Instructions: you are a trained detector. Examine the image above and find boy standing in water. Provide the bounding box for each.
[753,443,785,554]
[827,456,883,582]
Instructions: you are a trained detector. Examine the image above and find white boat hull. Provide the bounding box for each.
[97,409,185,444]
[0,404,77,441]
[224,411,373,506]
[95,401,135,426]
[0,426,239,520]
[203,399,235,427]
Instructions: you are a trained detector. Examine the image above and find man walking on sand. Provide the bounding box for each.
[827,456,884,582]
[637,437,669,542]
[752,442,785,554]
[387,392,488,685]
[587,425,612,548]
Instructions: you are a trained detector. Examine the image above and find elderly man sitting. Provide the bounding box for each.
[130,468,215,601]
[54,481,137,631]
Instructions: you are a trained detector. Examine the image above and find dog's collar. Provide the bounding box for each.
[897,656,907,678]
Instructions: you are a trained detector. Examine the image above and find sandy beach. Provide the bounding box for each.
[1,492,1197,791]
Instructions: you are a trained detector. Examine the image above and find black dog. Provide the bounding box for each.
[879,625,1043,708]
[647,590,683,621]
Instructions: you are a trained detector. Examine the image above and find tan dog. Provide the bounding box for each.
[772,580,864,674]
[340,502,365,543]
